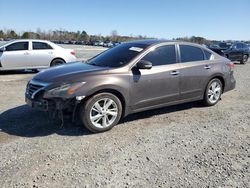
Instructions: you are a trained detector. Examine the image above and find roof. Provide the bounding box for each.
[126,39,174,46]
[9,39,50,42]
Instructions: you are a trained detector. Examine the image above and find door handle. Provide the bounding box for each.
[204,65,211,70]
[24,52,30,55]
[170,70,180,76]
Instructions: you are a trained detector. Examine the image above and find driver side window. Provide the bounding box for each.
[142,45,177,66]
[6,42,29,51]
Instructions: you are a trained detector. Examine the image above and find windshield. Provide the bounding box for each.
[87,43,148,67]
[218,42,231,49]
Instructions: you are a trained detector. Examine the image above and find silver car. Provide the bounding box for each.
[0,39,77,71]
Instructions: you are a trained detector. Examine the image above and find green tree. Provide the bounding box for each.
[22,32,30,39]
[80,30,88,41]
[9,30,18,38]
[0,30,4,38]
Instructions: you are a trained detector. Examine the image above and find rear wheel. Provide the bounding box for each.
[80,93,122,133]
[50,59,65,67]
[240,55,248,64]
[204,78,222,106]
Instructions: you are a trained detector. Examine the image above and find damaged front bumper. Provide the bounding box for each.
[25,96,49,111]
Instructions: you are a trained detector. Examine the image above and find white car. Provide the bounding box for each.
[0,39,77,71]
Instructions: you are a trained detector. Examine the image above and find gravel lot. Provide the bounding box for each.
[0,46,249,187]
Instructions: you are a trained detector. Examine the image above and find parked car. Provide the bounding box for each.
[0,39,77,71]
[25,40,236,133]
[208,42,232,55]
[103,41,114,48]
[223,42,250,64]
[94,41,104,46]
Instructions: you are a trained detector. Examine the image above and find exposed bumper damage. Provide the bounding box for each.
[25,80,85,125]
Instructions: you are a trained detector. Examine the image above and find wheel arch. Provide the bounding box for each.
[206,75,225,93]
[50,57,66,66]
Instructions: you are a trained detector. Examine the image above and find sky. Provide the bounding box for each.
[0,0,250,40]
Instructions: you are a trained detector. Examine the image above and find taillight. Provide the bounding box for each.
[70,51,76,56]
[226,61,235,71]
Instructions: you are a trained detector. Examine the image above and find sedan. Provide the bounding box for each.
[0,39,77,71]
[25,40,236,133]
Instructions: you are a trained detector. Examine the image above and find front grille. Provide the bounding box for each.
[28,83,43,97]
[26,80,48,98]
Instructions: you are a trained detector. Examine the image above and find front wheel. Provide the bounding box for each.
[204,78,222,106]
[240,55,248,64]
[80,93,122,133]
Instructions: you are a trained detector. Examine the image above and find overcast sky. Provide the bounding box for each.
[0,0,249,40]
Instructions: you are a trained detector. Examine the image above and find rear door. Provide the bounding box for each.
[0,41,30,69]
[130,44,181,110]
[30,42,54,67]
[228,43,243,60]
[178,45,212,100]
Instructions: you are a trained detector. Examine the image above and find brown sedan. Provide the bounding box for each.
[25,40,236,132]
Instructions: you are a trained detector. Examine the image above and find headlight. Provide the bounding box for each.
[44,82,86,98]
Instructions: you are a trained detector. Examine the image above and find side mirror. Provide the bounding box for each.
[136,60,152,70]
[0,47,6,52]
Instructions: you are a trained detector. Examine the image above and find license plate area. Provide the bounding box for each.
[26,97,48,111]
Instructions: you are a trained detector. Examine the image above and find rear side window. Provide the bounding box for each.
[142,45,176,66]
[180,45,204,63]
[33,42,53,50]
[6,42,28,51]
[204,50,213,60]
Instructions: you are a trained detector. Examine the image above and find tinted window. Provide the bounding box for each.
[33,42,53,50]
[236,43,243,49]
[87,43,148,67]
[180,45,204,62]
[6,42,28,51]
[204,50,213,60]
[142,45,176,66]
[219,42,231,49]
[242,43,248,49]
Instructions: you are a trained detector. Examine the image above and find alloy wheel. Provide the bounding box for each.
[90,98,118,128]
[207,81,221,104]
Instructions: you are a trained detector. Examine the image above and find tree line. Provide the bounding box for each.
[0,29,247,44]
[0,29,152,43]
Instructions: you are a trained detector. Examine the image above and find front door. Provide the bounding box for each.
[130,44,180,111]
[1,41,30,69]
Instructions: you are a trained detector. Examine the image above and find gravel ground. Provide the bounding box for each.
[0,51,249,187]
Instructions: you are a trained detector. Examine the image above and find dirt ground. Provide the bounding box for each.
[0,51,249,187]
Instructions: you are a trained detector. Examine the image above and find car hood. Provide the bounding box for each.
[33,62,109,83]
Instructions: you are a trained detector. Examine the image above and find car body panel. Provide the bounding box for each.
[129,63,180,110]
[178,60,211,99]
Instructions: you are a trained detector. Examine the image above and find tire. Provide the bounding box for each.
[80,93,123,133]
[240,55,248,64]
[203,78,223,106]
[50,59,65,67]
[32,69,39,73]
